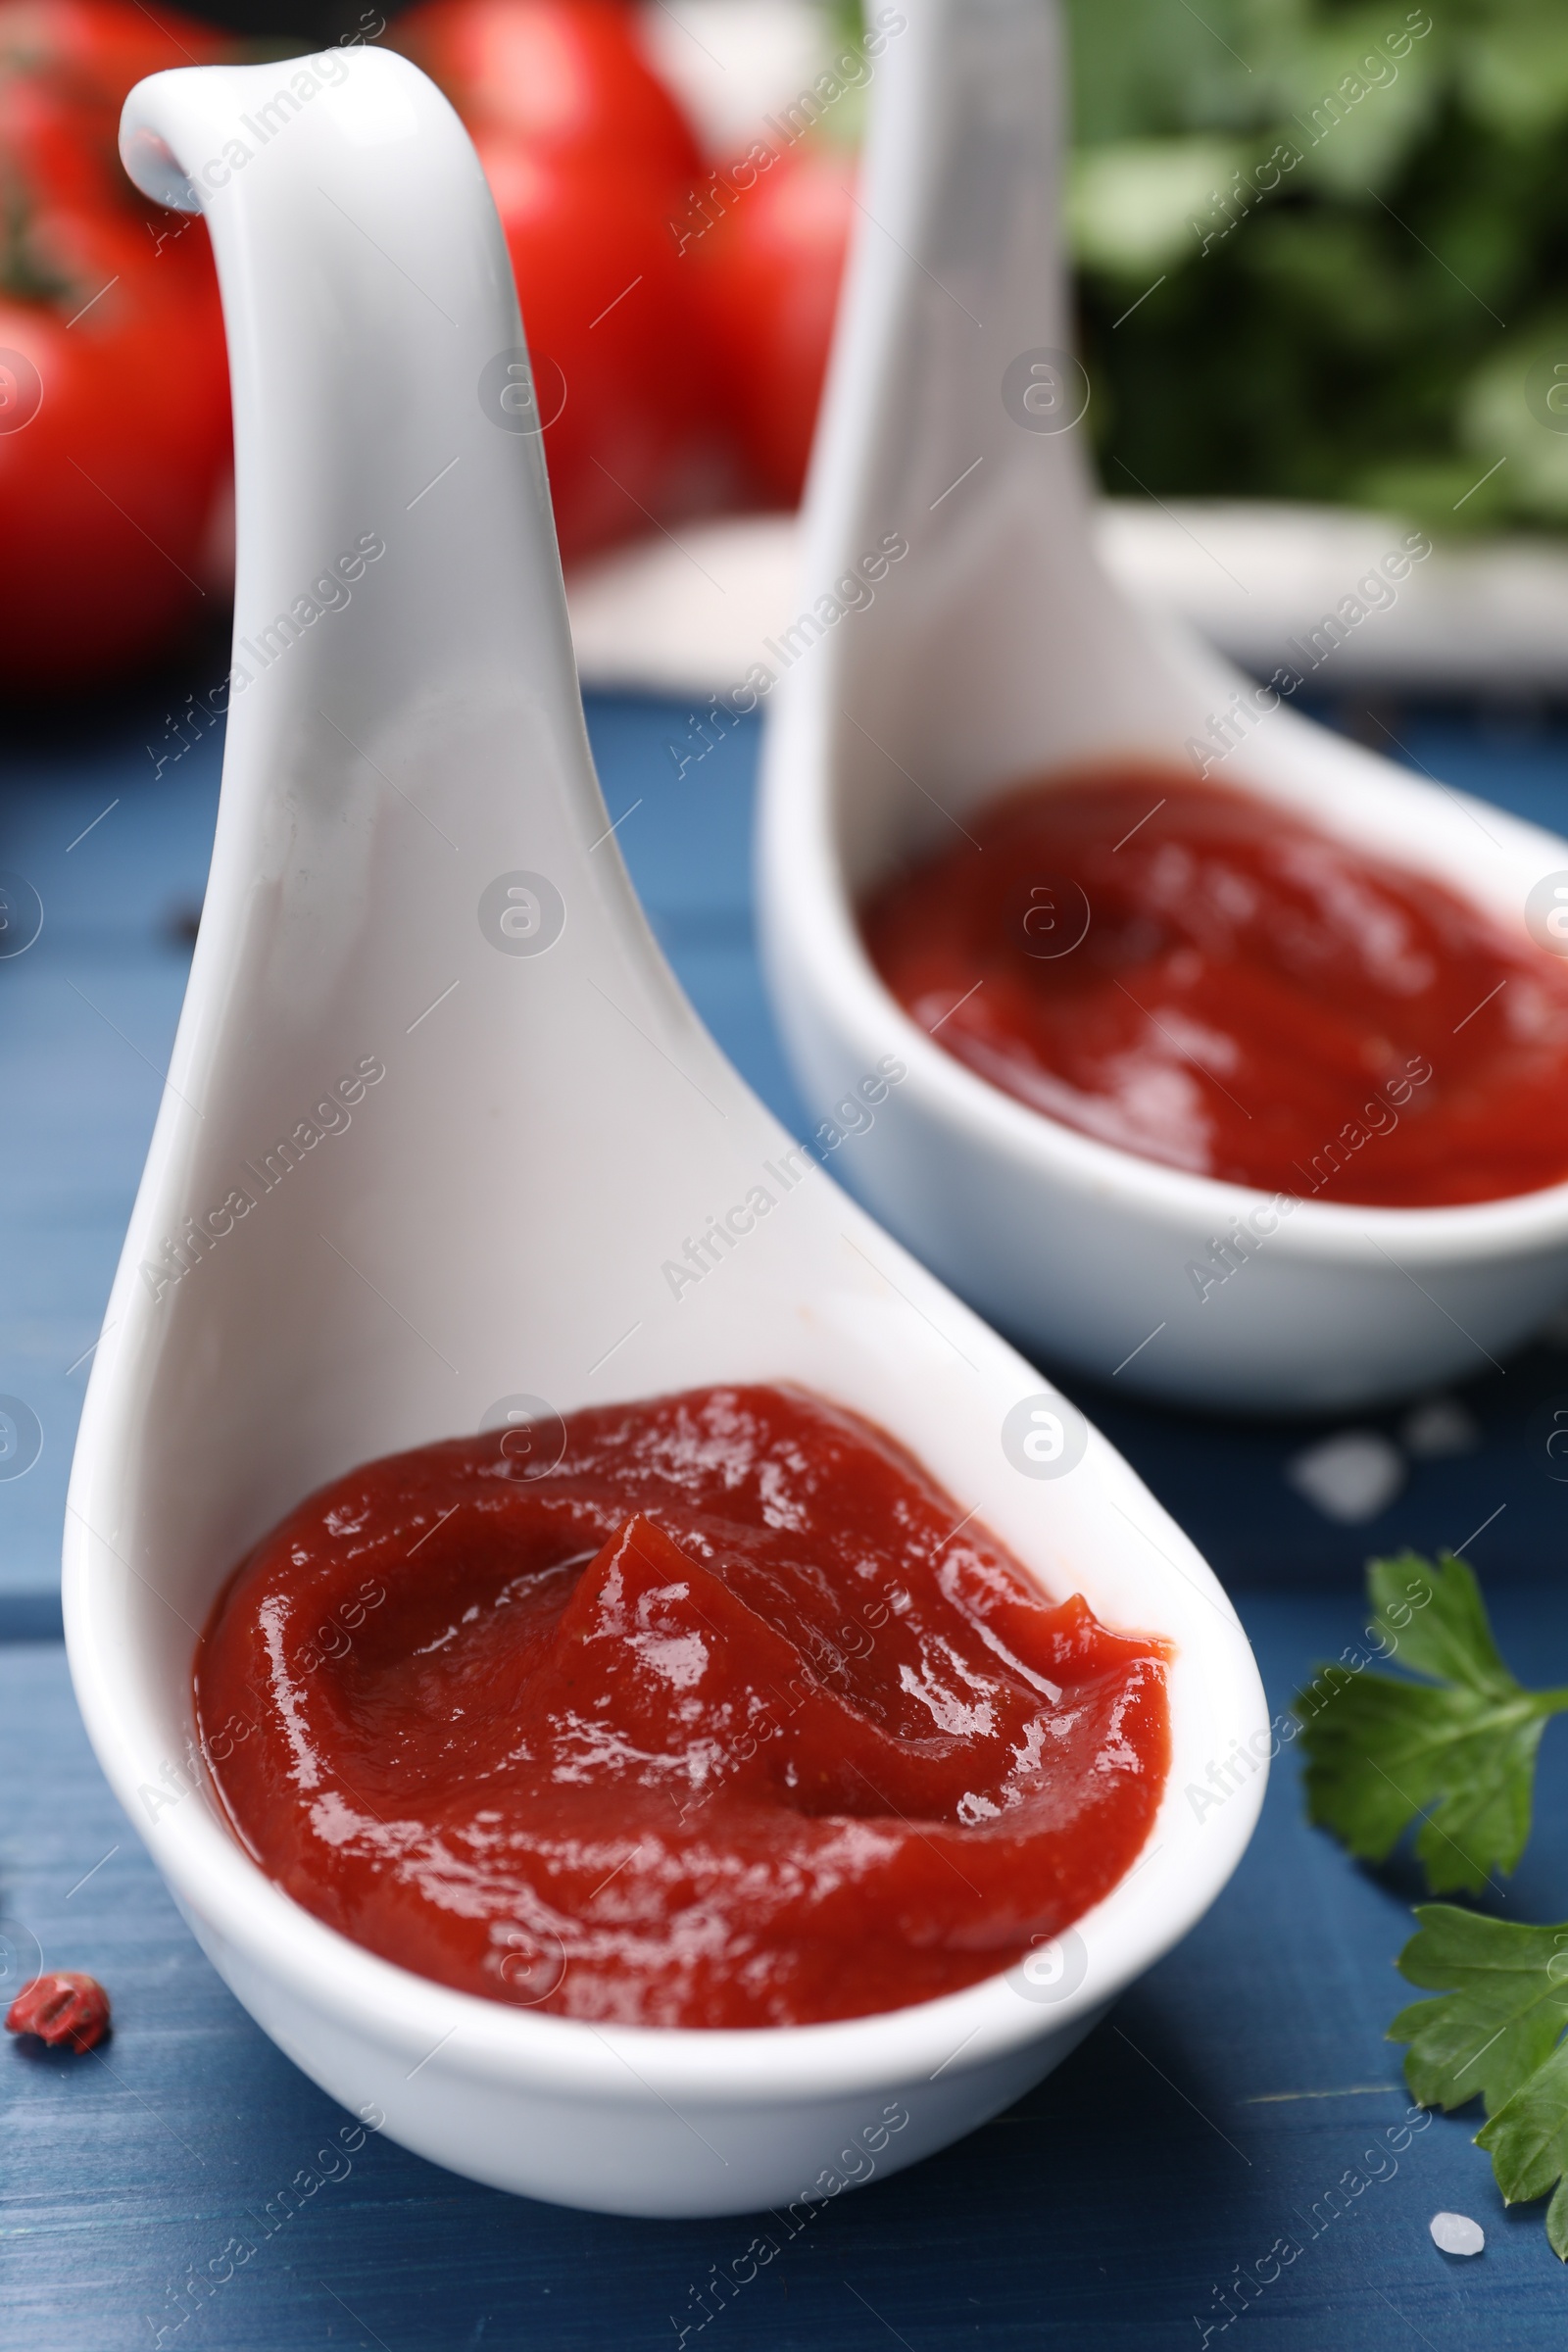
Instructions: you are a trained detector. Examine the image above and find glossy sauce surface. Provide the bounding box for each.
[861,771,1568,1206]
[198,1386,1170,2028]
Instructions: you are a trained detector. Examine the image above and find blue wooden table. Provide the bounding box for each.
[6,678,1568,2348]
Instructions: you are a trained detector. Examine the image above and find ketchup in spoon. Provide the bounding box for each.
[862,770,1568,1208]
[198,1385,1169,2029]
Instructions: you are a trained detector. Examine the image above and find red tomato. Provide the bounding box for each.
[391,0,702,187]
[0,211,229,684]
[0,71,115,215]
[0,2,230,254]
[0,0,228,113]
[476,126,724,565]
[0,0,234,682]
[692,137,855,508]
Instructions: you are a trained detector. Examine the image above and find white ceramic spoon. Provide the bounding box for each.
[65,44,1262,2220]
[760,0,1568,1414]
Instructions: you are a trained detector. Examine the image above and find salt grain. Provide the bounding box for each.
[1285,1431,1406,1525]
[1429,2211,1485,2257]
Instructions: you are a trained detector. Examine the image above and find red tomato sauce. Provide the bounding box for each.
[197,1385,1169,2029]
[860,770,1568,1207]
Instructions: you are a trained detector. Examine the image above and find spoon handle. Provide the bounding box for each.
[781,0,1193,800]
[809,0,1091,562]
[120,49,589,836]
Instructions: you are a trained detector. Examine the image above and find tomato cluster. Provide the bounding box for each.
[390,0,855,562]
[0,0,854,686]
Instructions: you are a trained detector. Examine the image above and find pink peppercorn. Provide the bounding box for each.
[6,1971,111,2052]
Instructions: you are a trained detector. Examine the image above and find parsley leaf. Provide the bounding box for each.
[1294,1551,1568,1893]
[1392,1906,1568,2258]
[1394,1906,1568,2114]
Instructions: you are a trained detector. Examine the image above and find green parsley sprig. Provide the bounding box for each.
[1294,1551,1568,1894]
[1295,1551,1568,2255]
[1394,1908,1568,2259]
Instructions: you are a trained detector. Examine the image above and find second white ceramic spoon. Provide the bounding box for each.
[760,0,1568,1414]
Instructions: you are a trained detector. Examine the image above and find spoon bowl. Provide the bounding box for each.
[759,0,1568,1416]
[65,45,1264,2218]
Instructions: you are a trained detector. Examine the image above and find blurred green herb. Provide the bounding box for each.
[1063,0,1568,530]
